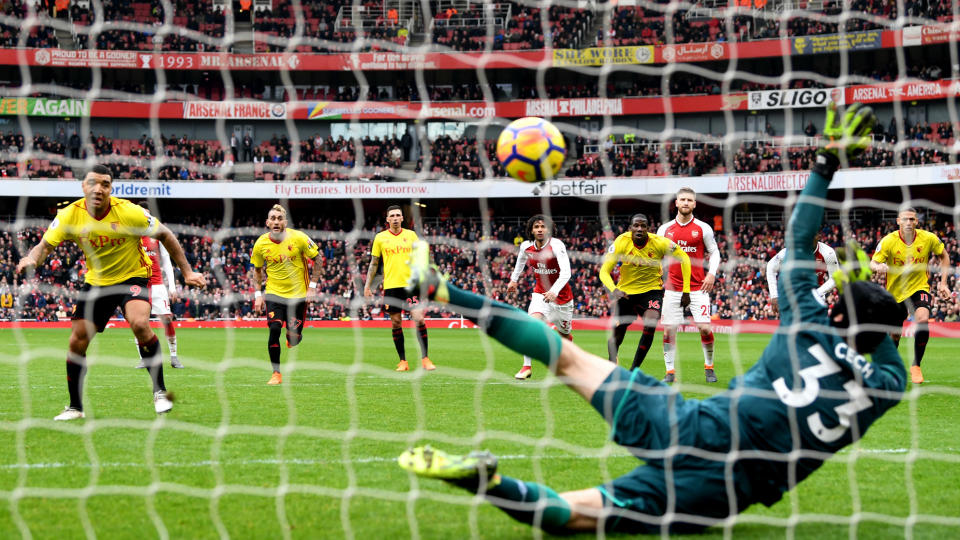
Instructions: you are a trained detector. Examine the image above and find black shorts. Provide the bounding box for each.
[72,277,150,332]
[383,287,421,315]
[614,289,664,323]
[265,295,307,336]
[897,289,933,322]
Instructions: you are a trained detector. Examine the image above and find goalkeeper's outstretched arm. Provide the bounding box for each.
[781,102,876,322]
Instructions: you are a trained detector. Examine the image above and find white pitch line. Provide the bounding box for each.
[1,448,943,471]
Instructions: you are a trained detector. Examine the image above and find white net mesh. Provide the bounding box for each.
[1,0,959,537]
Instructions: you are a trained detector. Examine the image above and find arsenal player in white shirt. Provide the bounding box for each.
[507,214,574,380]
[766,232,840,313]
[136,235,183,368]
[657,188,721,383]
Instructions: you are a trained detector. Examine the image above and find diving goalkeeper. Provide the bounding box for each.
[398,103,906,533]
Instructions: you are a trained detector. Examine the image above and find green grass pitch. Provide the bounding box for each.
[1,327,958,539]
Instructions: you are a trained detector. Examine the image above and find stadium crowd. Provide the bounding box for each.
[1,0,951,52]
[2,213,957,324]
[6,117,958,182]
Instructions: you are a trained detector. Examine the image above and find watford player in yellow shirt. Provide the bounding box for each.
[364,205,435,372]
[600,214,691,373]
[16,164,206,420]
[251,205,323,385]
[870,208,953,384]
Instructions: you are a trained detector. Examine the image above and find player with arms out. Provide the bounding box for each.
[869,207,953,384]
[398,102,906,534]
[251,204,323,385]
[600,214,691,371]
[364,205,435,372]
[135,232,183,369]
[657,188,721,383]
[767,232,840,315]
[507,214,574,380]
[16,164,206,420]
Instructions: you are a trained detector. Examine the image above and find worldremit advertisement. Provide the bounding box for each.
[552,46,654,67]
[0,97,90,117]
[792,30,882,54]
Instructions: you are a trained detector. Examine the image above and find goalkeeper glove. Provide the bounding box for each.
[813,101,877,179]
[832,240,873,295]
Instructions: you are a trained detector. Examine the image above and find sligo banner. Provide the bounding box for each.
[3,163,959,199]
[747,88,845,110]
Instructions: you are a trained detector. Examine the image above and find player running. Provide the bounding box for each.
[135,234,183,369]
[16,164,206,420]
[657,188,720,383]
[251,204,323,385]
[507,214,574,380]
[364,205,435,372]
[600,214,691,370]
[869,207,953,384]
[766,233,840,315]
[398,102,906,534]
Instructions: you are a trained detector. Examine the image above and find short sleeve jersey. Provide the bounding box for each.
[251,228,320,299]
[603,232,675,295]
[871,229,945,303]
[371,228,419,290]
[512,238,574,304]
[657,217,718,292]
[42,196,158,286]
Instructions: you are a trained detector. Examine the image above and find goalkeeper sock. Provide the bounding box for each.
[416,323,428,357]
[630,327,656,370]
[139,336,165,392]
[268,323,282,371]
[914,325,929,367]
[392,327,406,361]
[443,284,562,367]
[701,332,715,367]
[66,352,86,410]
[663,333,676,372]
[485,476,572,533]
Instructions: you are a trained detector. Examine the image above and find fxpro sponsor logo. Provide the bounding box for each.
[525,98,623,117]
[748,88,843,110]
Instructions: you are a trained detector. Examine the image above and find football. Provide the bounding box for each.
[496,117,566,182]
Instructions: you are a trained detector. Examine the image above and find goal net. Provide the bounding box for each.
[1,0,959,537]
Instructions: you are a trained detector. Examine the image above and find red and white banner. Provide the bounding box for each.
[184,101,288,119]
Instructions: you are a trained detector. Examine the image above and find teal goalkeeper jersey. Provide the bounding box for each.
[706,170,906,506]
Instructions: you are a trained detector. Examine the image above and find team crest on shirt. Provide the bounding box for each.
[692,230,699,238]
[111,222,119,231]
[269,311,275,318]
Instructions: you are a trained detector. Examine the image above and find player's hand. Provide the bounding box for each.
[938,280,952,300]
[183,270,206,289]
[363,286,373,298]
[681,292,691,308]
[506,281,518,293]
[820,101,876,161]
[769,297,779,314]
[253,296,265,314]
[307,286,318,301]
[869,261,888,277]
[543,291,557,303]
[15,256,36,275]
[701,273,716,293]
[609,289,627,301]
